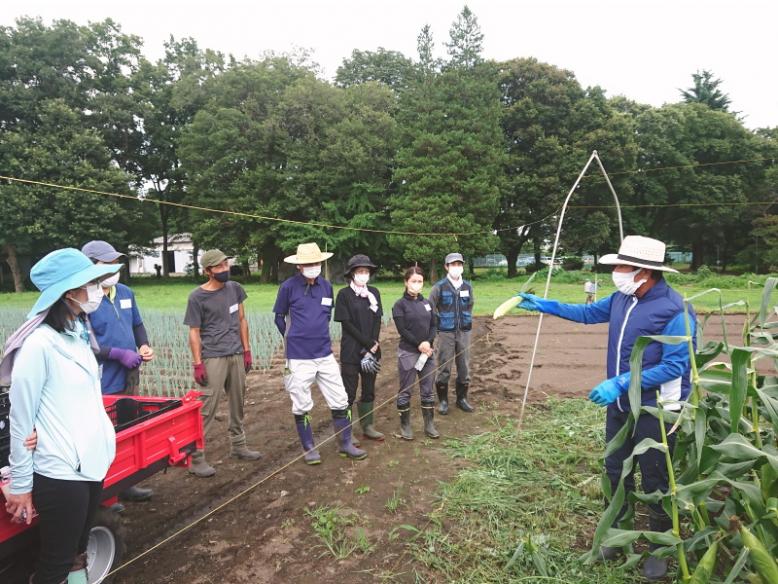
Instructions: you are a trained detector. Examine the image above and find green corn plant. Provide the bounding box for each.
[585,278,778,583]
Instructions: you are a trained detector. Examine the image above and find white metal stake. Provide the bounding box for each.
[517,150,624,429]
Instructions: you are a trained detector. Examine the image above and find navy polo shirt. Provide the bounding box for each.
[88,283,143,394]
[273,273,334,359]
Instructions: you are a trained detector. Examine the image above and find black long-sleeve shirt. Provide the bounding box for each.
[391,292,436,353]
[334,285,383,364]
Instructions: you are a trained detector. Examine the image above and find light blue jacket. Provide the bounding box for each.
[9,321,116,494]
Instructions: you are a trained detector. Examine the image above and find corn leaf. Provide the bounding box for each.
[722,547,750,584]
[730,348,751,433]
[756,277,778,329]
[709,434,778,471]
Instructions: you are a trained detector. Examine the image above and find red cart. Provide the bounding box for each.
[0,390,203,583]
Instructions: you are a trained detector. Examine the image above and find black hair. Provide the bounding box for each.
[404,266,424,281]
[43,297,77,334]
[650,269,664,281]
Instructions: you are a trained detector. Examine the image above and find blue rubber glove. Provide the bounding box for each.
[517,293,560,316]
[588,376,628,406]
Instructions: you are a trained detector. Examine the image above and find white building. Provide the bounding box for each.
[129,233,203,276]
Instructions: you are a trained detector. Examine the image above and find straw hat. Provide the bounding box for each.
[599,235,678,273]
[283,243,333,264]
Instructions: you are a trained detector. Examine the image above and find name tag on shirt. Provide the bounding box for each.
[424,303,432,311]
[229,303,239,314]
[119,298,133,309]
[459,290,470,298]
[321,297,333,307]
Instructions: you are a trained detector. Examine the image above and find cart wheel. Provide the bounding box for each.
[86,507,126,584]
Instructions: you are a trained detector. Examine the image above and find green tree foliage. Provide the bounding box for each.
[0,18,155,290]
[680,69,732,111]
[630,103,761,269]
[128,37,225,275]
[497,58,636,275]
[335,48,415,92]
[390,18,502,280]
[445,5,484,69]
[180,58,397,281]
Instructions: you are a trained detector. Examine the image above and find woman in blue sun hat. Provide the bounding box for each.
[3,248,121,584]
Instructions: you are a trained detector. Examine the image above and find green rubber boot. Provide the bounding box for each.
[357,401,384,441]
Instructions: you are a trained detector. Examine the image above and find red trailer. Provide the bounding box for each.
[0,390,203,583]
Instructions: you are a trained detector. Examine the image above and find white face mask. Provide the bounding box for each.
[353,273,370,286]
[408,282,423,295]
[71,284,104,314]
[302,266,321,280]
[101,272,120,288]
[448,266,463,279]
[612,269,647,296]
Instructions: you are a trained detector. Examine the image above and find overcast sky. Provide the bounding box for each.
[3,0,776,129]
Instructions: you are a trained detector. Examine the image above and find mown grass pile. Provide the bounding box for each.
[398,400,642,584]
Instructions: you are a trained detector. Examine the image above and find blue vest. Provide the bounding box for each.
[434,278,473,332]
[607,279,695,411]
[88,284,143,394]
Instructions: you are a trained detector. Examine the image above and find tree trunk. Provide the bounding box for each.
[3,244,24,292]
[160,205,170,277]
[260,245,280,283]
[429,259,438,283]
[242,259,250,277]
[691,241,705,271]
[506,246,519,278]
[533,237,542,269]
[192,241,200,278]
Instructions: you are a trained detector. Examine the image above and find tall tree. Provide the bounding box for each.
[445,5,484,69]
[0,100,152,290]
[680,69,732,111]
[631,103,759,269]
[0,18,155,290]
[390,18,502,279]
[128,37,225,276]
[497,58,636,275]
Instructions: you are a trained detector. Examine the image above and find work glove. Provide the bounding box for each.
[108,347,142,369]
[516,293,560,316]
[193,363,208,386]
[588,376,628,406]
[360,352,381,375]
[243,350,253,373]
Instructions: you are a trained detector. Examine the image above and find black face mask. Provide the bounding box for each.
[213,271,230,283]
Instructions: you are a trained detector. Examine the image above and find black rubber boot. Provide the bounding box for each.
[455,382,474,413]
[436,382,449,415]
[421,402,440,438]
[398,407,413,440]
[119,485,153,502]
[643,510,672,580]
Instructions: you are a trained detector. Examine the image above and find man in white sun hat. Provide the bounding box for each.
[273,243,367,464]
[515,235,695,581]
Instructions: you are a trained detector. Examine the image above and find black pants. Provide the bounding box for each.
[604,407,675,519]
[31,473,103,584]
[340,363,376,406]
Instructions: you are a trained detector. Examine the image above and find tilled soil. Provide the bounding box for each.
[103,313,750,583]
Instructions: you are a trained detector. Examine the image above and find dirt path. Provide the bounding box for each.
[111,313,750,584]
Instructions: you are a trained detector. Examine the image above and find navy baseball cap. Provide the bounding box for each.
[81,240,126,262]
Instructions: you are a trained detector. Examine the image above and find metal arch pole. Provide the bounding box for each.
[517,150,624,429]
[592,150,624,243]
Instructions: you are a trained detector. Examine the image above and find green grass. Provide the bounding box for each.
[0,272,770,315]
[306,505,375,559]
[396,399,646,583]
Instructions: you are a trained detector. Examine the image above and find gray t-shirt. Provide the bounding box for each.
[184,281,247,358]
